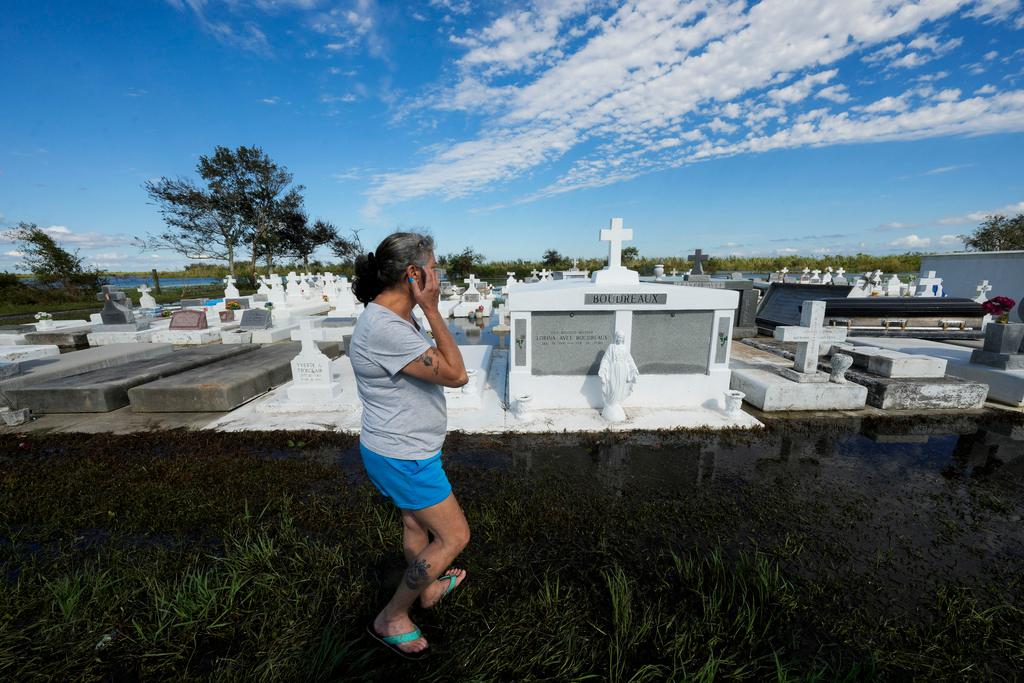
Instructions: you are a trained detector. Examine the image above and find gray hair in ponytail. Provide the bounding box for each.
[353,232,435,304]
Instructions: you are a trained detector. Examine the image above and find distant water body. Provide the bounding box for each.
[106,276,221,289]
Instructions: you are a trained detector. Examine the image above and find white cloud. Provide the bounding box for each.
[965,0,1022,23]
[768,69,838,104]
[889,234,931,248]
[877,221,917,231]
[975,84,997,95]
[816,84,850,103]
[260,96,280,104]
[984,50,999,60]
[939,234,962,245]
[367,0,1024,213]
[775,247,799,255]
[938,200,1024,224]
[4,250,24,257]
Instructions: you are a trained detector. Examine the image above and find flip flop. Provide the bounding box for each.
[424,570,463,607]
[366,624,429,661]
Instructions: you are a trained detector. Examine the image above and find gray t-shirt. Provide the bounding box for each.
[349,302,447,460]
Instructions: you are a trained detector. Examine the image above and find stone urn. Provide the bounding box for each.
[653,264,665,278]
[513,394,534,422]
[724,390,745,416]
[982,322,1024,354]
[35,319,54,330]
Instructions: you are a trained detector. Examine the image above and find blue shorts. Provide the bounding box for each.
[359,442,452,511]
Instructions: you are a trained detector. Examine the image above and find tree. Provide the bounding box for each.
[277,212,340,270]
[7,222,105,294]
[142,145,304,278]
[542,249,563,267]
[622,246,640,265]
[440,247,484,280]
[330,228,364,267]
[959,213,1024,252]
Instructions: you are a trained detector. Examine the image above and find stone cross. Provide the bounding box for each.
[916,270,943,297]
[224,275,239,298]
[538,269,552,280]
[774,300,848,379]
[811,269,822,282]
[571,258,579,270]
[506,272,517,287]
[600,217,633,270]
[530,269,539,278]
[670,269,679,277]
[137,284,157,308]
[779,267,789,281]
[835,267,845,278]
[975,280,992,302]
[464,274,480,291]
[687,248,709,275]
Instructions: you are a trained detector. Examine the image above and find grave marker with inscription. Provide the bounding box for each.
[169,310,208,330]
[506,217,739,414]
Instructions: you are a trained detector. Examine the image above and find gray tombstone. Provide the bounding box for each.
[169,309,208,330]
[531,311,615,375]
[179,298,205,308]
[631,310,713,374]
[239,309,273,330]
[225,298,250,309]
[100,295,135,325]
[322,317,357,328]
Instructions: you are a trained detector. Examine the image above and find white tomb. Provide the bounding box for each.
[224,275,240,299]
[506,218,743,419]
[137,284,158,308]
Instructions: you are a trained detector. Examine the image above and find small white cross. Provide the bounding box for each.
[835,267,845,278]
[774,300,848,375]
[138,284,151,295]
[976,280,992,296]
[826,266,833,273]
[571,258,579,269]
[538,269,552,280]
[464,274,480,290]
[224,275,236,287]
[670,269,679,277]
[780,267,789,276]
[599,217,633,270]
[802,268,810,275]
[811,269,821,277]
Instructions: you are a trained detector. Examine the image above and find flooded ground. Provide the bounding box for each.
[2,402,1022,679]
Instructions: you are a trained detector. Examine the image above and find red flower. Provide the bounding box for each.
[983,296,1016,316]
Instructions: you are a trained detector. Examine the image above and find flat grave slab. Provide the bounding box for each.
[0,343,174,396]
[23,325,93,350]
[152,322,238,345]
[742,338,987,410]
[848,337,1024,408]
[0,345,61,363]
[4,345,258,413]
[730,368,868,411]
[128,341,342,412]
[88,328,161,346]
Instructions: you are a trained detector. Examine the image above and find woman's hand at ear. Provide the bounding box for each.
[410,266,441,315]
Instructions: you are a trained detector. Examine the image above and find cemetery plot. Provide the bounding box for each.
[4,345,258,413]
[128,340,342,412]
[0,343,174,396]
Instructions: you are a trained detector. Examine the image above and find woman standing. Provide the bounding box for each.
[349,232,471,659]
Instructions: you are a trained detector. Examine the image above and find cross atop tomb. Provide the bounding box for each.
[811,269,821,278]
[571,258,579,270]
[538,269,552,280]
[774,300,848,377]
[916,270,943,297]
[600,218,633,270]
[464,274,480,291]
[137,284,151,295]
[780,267,789,276]
[835,267,845,278]
[687,248,709,275]
[976,280,992,297]
[296,318,320,356]
[670,269,679,277]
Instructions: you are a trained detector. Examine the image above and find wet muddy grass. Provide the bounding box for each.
[1,413,1023,681]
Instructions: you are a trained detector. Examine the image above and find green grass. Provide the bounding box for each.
[0,428,1021,681]
[0,285,255,321]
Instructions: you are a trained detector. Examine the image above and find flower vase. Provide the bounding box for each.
[35,319,54,330]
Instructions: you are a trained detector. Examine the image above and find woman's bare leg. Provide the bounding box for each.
[373,494,470,652]
[401,510,429,564]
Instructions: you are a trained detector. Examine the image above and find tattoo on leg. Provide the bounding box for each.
[404,558,432,590]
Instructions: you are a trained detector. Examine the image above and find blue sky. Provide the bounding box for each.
[2,0,1024,271]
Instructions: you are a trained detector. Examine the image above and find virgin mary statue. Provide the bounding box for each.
[598,331,639,423]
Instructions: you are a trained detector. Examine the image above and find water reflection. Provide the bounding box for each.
[472,418,1024,497]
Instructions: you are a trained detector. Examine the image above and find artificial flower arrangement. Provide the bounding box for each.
[34,312,53,321]
[982,296,1016,324]
[226,301,242,310]
[323,294,330,303]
